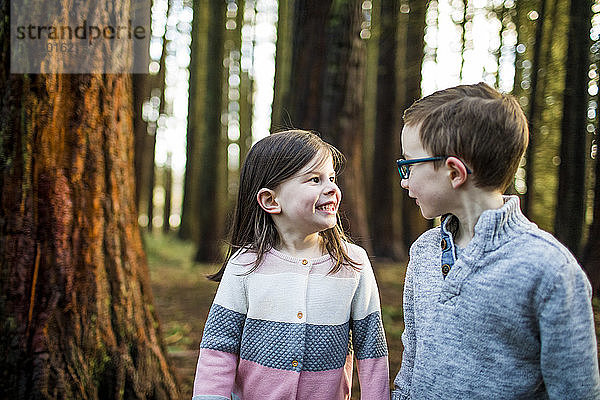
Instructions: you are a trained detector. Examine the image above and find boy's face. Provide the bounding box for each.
[400,125,454,220]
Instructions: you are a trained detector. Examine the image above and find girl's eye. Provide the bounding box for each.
[329,176,336,182]
[310,177,320,183]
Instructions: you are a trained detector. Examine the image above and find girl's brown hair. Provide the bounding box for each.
[209,130,358,281]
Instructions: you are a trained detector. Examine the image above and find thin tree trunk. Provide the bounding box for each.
[0,2,179,398]
[371,0,405,261]
[523,0,548,218]
[163,154,173,233]
[554,0,592,256]
[194,0,227,262]
[180,0,209,241]
[582,140,600,295]
[400,0,430,248]
[238,0,253,160]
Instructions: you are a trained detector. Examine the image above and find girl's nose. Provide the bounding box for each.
[324,181,340,195]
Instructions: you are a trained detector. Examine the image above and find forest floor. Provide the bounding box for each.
[145,232,600,400]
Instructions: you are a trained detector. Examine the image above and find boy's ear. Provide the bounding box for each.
[446,157,469,189]
[257,188,281,214]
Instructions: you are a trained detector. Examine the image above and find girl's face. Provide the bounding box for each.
[271,152,341,238]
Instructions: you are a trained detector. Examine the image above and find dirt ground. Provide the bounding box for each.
[146,233,600,400]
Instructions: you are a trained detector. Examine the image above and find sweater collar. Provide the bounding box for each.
[446,195,534,259]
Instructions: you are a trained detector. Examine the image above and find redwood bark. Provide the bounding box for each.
[0,1,179,398]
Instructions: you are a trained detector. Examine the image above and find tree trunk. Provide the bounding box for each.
[582,141,600,295]
[194,0,227,262]
[554,0,592,256]
[371,0,405,261]
[180,0,209,241]
[271,0,295,131]
[238,0,253,160]
[0,3,179,399]
[400,0,430,248]
[319,0,370,252]
[287,0,333,130]
[163,154,173,233]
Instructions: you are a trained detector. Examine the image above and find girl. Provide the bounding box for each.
[192,130,389,400]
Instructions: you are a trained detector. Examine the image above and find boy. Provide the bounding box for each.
[392,83,600,399]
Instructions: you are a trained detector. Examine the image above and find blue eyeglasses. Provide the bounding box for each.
[396,156,472,179]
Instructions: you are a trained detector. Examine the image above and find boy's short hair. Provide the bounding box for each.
[403,82,529,191]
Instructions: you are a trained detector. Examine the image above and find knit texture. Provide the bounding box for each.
[193,243,390,400]
[392,196,600,400]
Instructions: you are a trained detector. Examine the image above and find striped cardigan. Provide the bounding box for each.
[192,243,390,400]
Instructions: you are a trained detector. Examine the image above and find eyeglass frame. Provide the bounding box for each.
[396,156,472,179]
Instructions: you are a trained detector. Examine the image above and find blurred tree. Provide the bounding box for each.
[371,0,405,261]
[193,0,228,262]
[522,0,548,218]
[272,0,372,251]
[555,0,592,256]
[134,0,168,228]
[519,0,568,233]
[0,3,179,399]
[271,0,294,130]
[320,0,370,250]
[237,0,254,161]
[180,0,209,241]
[146,33,168,232]
[583,138,600,294]
[399,0,429,249]
[163,153,173,233]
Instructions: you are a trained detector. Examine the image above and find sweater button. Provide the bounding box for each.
[441,264,451,276]
[301,259,308,265]
[297,312,303,319]
[292,360,298,367]
[441,238,447,250]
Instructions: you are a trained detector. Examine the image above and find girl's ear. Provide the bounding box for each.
[257,188,281,214]
[446,157,469,189]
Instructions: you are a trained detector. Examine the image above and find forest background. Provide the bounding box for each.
[2,0,600,398]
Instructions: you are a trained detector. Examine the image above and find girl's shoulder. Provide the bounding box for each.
[227,247,258,271]
[341,241,371,267]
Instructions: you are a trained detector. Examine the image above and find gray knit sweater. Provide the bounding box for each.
[392,196,600,399]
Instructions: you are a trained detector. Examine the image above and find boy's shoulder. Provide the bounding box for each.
[410,226,442,257]
[511,224,585,280]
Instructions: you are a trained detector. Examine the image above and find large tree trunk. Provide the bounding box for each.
[287,0,333,130]
[0,1,179,399]
[319,0,371,252]
[371,0,405,261]
[554,0,592,256]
